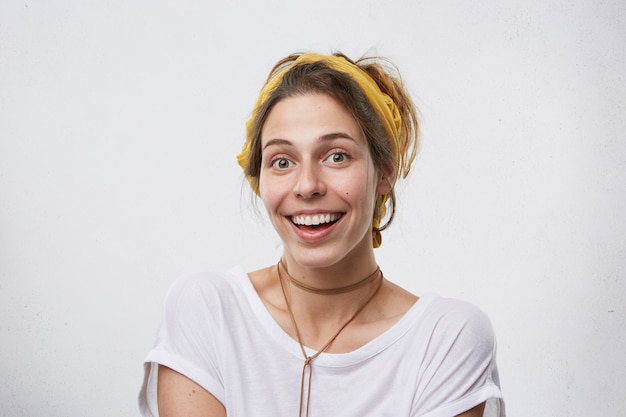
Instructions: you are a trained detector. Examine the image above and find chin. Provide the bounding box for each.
[282,245,341,269]
[284,238,370,271]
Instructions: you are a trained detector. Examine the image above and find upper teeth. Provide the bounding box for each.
[292,213,340,226]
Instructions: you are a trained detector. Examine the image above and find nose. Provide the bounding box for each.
[293,162,326,199]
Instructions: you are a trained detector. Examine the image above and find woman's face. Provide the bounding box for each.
[259,93,391,270]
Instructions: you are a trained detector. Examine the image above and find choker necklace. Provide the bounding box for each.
[278,258,381,295]
[276,260,383,417]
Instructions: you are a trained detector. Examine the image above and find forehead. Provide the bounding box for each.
[261,93,364,146]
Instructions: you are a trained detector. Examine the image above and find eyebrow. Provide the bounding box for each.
[262,132,357,151]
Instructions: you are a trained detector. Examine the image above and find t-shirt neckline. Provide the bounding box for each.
[228,265,438,368]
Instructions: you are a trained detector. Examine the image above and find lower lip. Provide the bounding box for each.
[289,217,342,243]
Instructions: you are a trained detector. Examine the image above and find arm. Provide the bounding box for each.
[413,299,502,416]
[456,402,486,417]
[157,365,226,417]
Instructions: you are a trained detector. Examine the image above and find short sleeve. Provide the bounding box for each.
[413,300,505,417]
[138,272,227,416]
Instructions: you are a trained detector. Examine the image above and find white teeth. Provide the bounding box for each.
[292,213,340,226]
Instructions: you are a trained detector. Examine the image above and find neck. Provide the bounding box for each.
[279,258,380,295]
[276,255,383,333]
[275,260,384,351]
[280,248,379,293]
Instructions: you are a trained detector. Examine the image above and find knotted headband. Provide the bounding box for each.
[237,53,402,247]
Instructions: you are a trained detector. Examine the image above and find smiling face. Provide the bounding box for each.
[259,93,392,271]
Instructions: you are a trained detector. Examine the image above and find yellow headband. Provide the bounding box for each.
[237,53,402,247]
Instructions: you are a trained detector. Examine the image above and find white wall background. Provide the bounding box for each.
[1,1,624,416]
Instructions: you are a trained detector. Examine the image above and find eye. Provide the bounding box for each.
[271,158,294,169]
[325,152,349,164]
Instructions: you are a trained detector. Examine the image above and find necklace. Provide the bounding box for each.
[279,258,381,295]
[276,260,383,417]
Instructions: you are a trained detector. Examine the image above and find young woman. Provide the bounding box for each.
[139,52,505,417]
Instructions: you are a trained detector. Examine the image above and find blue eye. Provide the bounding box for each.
[271,158,293,169]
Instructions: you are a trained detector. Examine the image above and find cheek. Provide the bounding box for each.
[258,172,273,200]
[259,189,277,212]
[259,177,287,212]
[337,173,377,209]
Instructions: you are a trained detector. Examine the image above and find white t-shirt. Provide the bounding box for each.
[139,266,505,417]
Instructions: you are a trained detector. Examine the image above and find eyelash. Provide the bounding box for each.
[267,150,351,170]
[325,151,350,164]
[270,157,293,170]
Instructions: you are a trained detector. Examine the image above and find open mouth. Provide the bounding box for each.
[290,213,342,229]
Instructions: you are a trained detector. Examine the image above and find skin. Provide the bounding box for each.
[158,364,483,417]
[253,94,416,349]
[259,94,389,285]
[157,93,486,416]
[157,365,225,417]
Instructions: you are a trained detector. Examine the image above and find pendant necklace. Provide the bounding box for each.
[276,259,383,417]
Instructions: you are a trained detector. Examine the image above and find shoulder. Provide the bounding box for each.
[162,267,249,320]
[420,295,496,352]
[408,296,503,415]
[168,267,246,296]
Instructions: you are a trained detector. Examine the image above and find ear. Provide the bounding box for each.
[376,163,396,195]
